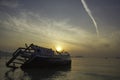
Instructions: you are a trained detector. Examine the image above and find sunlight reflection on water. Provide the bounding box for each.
[0,57,120,80]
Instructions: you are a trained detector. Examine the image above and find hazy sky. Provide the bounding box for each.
[0,0,120,56]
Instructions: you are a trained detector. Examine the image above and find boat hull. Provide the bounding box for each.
[21,56,71,68]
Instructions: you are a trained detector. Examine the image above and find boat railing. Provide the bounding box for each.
[6,44,35,68]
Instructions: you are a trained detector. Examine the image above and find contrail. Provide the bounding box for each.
[81,0,99,37]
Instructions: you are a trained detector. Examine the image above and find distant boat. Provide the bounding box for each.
[6,44,71,68]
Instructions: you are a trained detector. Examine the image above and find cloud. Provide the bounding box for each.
[0,0,19,8]
[0,11,95,48]
[0,11,87,41]
[0,11,120,56]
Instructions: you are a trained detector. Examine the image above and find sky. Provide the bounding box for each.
[0,0,120,56]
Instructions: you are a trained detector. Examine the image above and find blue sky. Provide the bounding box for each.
[0,0,120,56]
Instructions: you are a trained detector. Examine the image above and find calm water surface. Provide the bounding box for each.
[0,57,120,80]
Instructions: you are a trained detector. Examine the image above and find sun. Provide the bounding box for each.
[56,46,62,52]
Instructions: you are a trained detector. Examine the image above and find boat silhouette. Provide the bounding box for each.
[6,43,71,68]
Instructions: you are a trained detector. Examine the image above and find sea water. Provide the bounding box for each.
[0,57,120,80]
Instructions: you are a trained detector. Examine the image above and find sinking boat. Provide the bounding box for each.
[6,44,71,68]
